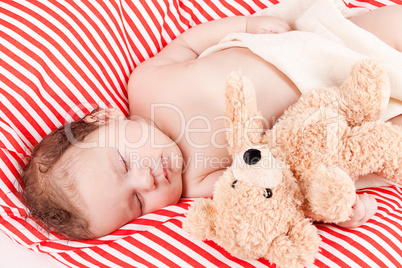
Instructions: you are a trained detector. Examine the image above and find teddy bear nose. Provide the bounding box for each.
[243,148,261,165]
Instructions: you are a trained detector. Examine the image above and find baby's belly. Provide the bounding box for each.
[178,48,301,188]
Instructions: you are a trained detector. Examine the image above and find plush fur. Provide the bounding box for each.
[183,59,402,268]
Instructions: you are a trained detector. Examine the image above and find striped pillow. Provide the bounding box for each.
[1,0,401,267]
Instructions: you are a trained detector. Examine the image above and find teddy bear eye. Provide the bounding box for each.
[231,180,238,189]
[263,188,273,198]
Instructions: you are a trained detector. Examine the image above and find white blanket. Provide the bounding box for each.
[200,0,402,121]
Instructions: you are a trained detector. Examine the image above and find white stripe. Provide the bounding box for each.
[208,0,245,16]
[0,60,56,134]
[152,227,216,268]
[170,223,247,268]
[146,1,177,48]
[119,1,150,65]
[317,229,361,267]
[309,252,340,268]
[363,222,402,263]
[62,0,130,79]
[163,0,189,36]
[135,234,192,268]
[373,210,402,234]
[0,37,76,124]
[246,1,269,14]
[4,3,127,112]
[2,14,93,106]
[0,62,63,132]
[94,245,148,268]
[46,253,74,268]
[42,1,129,109]
[123,8,157,59]
[118,237,169,268]
[180,0,212,24]
[0,126,20,154]
[100,0,135,71]
[0,152,26,211]
[64,251,96,268]
[325,226,386,267]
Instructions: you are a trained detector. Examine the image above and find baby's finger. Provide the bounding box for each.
[272,21,292,33]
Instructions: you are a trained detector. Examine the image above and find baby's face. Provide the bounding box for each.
[70,113,183,238]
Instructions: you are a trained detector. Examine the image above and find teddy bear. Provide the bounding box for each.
[183,59,402,268]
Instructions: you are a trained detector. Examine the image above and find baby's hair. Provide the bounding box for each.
[21,108,106,240]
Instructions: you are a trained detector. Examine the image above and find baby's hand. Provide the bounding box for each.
[246,16,292,34]
[336,193,377,228]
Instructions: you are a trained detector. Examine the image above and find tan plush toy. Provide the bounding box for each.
[183,59,402,268]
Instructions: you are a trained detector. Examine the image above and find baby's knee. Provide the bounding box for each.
[350,5,402,52]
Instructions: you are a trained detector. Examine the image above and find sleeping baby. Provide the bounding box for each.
[21,4,402,239]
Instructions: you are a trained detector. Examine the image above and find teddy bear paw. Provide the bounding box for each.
[304,164,356,223]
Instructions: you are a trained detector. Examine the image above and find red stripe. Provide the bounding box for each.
[34,0,128,105]
[354,0,386,7]
[58,251,91,268]
[133,1,164,53]
[89,247,133,267]
[2,84,48,143]
[250,0,270,10]
[110,242,158,268]
[0,165,23,211]
[317,246,349,267]
[147,231,203,267]
[168,219,233,268]
[1,12,93,119]
[233,0,258,14]
[199,1,229,18]
[3,4,98,106]
[124,236,180,267]
[54,0,130,83]
[1,49,62,131]
[178,1,204,25]
[152,0,181,47]
[124,1,159,59]
[320,226,382,267]
[366,221,402,263]
[219,1,245,16]
[0,119,28,156]
[0,217,38,246]
[165,0,186,34]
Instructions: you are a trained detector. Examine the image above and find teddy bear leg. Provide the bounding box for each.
[268,218,320,268]
[286,59,388,127]
[337,59,389,126]
[342,120,402,184]
[301,164,356,223]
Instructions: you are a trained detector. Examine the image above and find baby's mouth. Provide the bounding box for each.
[161,155,169,181]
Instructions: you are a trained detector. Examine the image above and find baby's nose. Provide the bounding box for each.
[129,168,156,192]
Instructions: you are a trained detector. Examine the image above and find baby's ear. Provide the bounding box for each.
[183,198,217,241]
[84,108,124,124]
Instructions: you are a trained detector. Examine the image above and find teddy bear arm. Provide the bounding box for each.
[341,120,402,184]
[183,198,217,241]
[301,164,356,223]
[268,219,320,268]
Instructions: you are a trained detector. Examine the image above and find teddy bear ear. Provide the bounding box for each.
[183,198,217,241]
[224,72,265,155]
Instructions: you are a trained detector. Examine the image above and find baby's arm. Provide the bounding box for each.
[182,169,225,198]
[336,193,377,228]
[135,15,291,68]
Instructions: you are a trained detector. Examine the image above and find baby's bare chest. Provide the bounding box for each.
[130,47,300,186]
